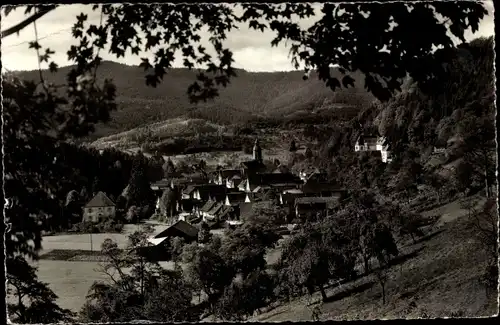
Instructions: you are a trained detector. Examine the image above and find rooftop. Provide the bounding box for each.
[85,191,115,208]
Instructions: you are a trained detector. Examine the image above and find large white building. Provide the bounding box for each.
[82,191,116,223]
[355,134,392,163]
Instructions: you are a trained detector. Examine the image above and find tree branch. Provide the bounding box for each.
[1,6,57,39]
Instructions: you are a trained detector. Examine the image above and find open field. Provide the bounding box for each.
[91,117,228,150]
[39,224,170,253]
[30,222,285,313]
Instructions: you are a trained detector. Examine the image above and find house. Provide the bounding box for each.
[82,191,116,223]
[150,179,172,192]
[375,136,388,151]
[294,196,341,219]
[280,191,307,221]
[176,198,198,214]
[380,146,393,163]
[245,173,303,193]
[202,202,235,228]
[141,220,200,261]
[279,191,307,206]
[182,185,197,200]
[226,175,243,189]
[204,202,225,221]
[225,192,247,206]
[153,220,199,242]
[199,199,218,218]
[354,132,393,163]
[355,133,381,152]
[169,173,207,190]
[215,169,244,189]
[192,184,227,202]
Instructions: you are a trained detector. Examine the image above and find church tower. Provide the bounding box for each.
[253,138,263,162]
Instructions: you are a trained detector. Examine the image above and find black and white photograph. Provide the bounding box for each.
[1,1,498,323]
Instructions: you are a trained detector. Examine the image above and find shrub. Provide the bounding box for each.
[70,219,124,234]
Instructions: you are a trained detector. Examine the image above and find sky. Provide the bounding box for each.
[1,2,495,72]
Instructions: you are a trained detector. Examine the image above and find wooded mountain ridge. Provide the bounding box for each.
[13,62,374,138]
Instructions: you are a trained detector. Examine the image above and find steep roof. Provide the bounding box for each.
[218,206,233,219]
[154,220,198,239]
[183,185,197,195]
[226,192,247,204]
[195,184,227,201]
[207,202,225,216]
[240,160,266,170]
[85,191,115,208]
[219,169,243,179]
[248,173,302,190]
[200,200,217,213]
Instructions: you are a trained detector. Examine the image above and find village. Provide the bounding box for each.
[81,133,396,260]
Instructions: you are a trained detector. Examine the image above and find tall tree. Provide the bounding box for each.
[162,158,176,179]
[220,222,280,277]
[181,240,234,313]
[7,256,76,323]
[127,161,154,209]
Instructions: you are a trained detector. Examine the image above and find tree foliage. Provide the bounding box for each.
[80,226,196,322]
[7,256,76,323]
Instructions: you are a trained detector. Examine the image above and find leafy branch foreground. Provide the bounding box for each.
[2,2,492,323]
[3,2,487,105]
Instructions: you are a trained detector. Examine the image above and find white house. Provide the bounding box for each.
[355,134,393,164]
[354,135,379,152]
[375,136,387,151]
[82,191,116,223]
[380,148,393,163]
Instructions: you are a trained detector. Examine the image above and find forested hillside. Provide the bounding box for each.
[13,62,374,137]
[310,36,495,199]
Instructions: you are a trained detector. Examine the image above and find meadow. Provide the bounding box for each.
[31,223,284,313]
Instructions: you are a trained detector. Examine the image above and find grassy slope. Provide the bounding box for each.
[13,62,373,139]
[251,196,496,321]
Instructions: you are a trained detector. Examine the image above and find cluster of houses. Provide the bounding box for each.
[354,133,393,163]
[150,139,348,229]
[78,138,352,255]
[82,134,399,231]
